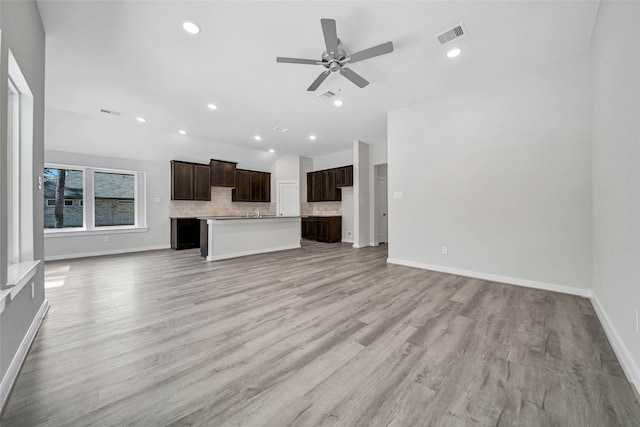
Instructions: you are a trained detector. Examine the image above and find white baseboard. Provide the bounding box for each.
[342,239,354,244]
[207,244,301,261]
[353,243,370,249]
[386,258,592,298]
[45,244,171,261]
[1,299,49,413]
[591,292,640,396]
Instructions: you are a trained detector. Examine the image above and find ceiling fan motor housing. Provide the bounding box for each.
[322,45,347,70]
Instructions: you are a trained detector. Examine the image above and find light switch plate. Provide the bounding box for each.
[393,192,403,200]
[154,197,161,203]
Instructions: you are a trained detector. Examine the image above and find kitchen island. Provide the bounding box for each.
[199,216,301,261]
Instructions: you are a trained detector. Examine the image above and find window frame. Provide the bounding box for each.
[7,76,19,264]
[44,163,147,236]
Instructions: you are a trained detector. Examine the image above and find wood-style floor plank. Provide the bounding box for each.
[1,241,639,426]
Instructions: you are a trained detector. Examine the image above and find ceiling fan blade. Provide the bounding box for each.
[277,57,322,65]
[340,67,369,88]
[344,41,394,64]
[320,18,339,58]
[307,70,331,91]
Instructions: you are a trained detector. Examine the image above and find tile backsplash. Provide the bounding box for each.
[301,202,342,216]
[169,187,275,218]
[170,187,342,218]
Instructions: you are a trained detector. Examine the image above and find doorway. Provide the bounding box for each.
[374,164,388,244]
[277,181,300,217]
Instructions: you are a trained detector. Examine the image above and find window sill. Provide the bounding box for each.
[44,226,148,238]
[1,260,41,314]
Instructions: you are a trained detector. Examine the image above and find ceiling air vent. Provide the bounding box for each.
[99,108,122,117]
[274,125,289,133]
[318,90,336,99]
[435,23,466,45]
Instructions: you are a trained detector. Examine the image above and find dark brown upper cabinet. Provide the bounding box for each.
[233,169,251,202]
[193,164,212,201]
[171,160,211,201]
[210,159,237,187]
[336,165,353,187]
[307,165,352,202]
[232,169,270,202]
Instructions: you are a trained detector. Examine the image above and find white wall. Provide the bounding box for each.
[370,141,388,166]
[44,150,171,259]
[272,155,300,182]
[591,0,640,391]
[353,141,371,248]
[299,156,313,203]
[0,0,46,401]
[341,187,354,243]
[313,149,352,171]
[388,51,592,293]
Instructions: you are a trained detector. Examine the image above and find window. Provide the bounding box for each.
[94,172,135,227]
[6,50,35,265]
[44,164,146,234]
[43,168,84,229]
[7,77,19,263]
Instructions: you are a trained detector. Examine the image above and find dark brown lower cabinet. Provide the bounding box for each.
[302,217,316,239]
[301,216,341,243]
[200,219,208,257]
[171,218,200,249]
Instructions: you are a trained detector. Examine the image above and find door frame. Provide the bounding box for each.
[375,175,388,244]
[277,180,300,217]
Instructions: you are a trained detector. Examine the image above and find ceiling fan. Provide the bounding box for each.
[276,18,394,91]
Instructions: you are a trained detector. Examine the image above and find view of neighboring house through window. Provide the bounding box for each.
[44,165,144,231]
[94,172,135,227]
[43,168,84,228]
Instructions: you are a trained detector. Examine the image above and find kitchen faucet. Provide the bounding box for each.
[255,208,260,218]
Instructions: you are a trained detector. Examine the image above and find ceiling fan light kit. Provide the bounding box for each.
[276,18,394,91]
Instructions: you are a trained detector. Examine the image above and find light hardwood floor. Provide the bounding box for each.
[2,242,639,426]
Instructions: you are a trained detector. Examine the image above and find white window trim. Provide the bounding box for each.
[44,163,147,236]
[7,77,19,265]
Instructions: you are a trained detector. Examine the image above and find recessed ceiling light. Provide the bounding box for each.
[183,22,200,34]
[334,100,344,107]
[178,130,186,135]
[207,103,218,110]
[447,48,462,58]
[254,135,262,141]
[309,135,316,141]
[136,117,146,123]
[268,149,275,153]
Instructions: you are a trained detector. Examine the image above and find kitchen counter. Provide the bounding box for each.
[199,215,298,221]
[199,216,301,261]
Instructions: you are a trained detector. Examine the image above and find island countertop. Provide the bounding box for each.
[198,216,301,221]
[199,216,301,261]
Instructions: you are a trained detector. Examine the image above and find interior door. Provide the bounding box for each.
[376,177,388,243]
[278,182,299,217]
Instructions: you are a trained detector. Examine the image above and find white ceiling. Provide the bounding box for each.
[37,0,600,162]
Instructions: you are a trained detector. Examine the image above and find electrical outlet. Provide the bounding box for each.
[634,310,639,335]
[347,231,352,238]
[104,236,110,243]
[31,282,35,299]
[154,197,161,203]
[442,246,448,255]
